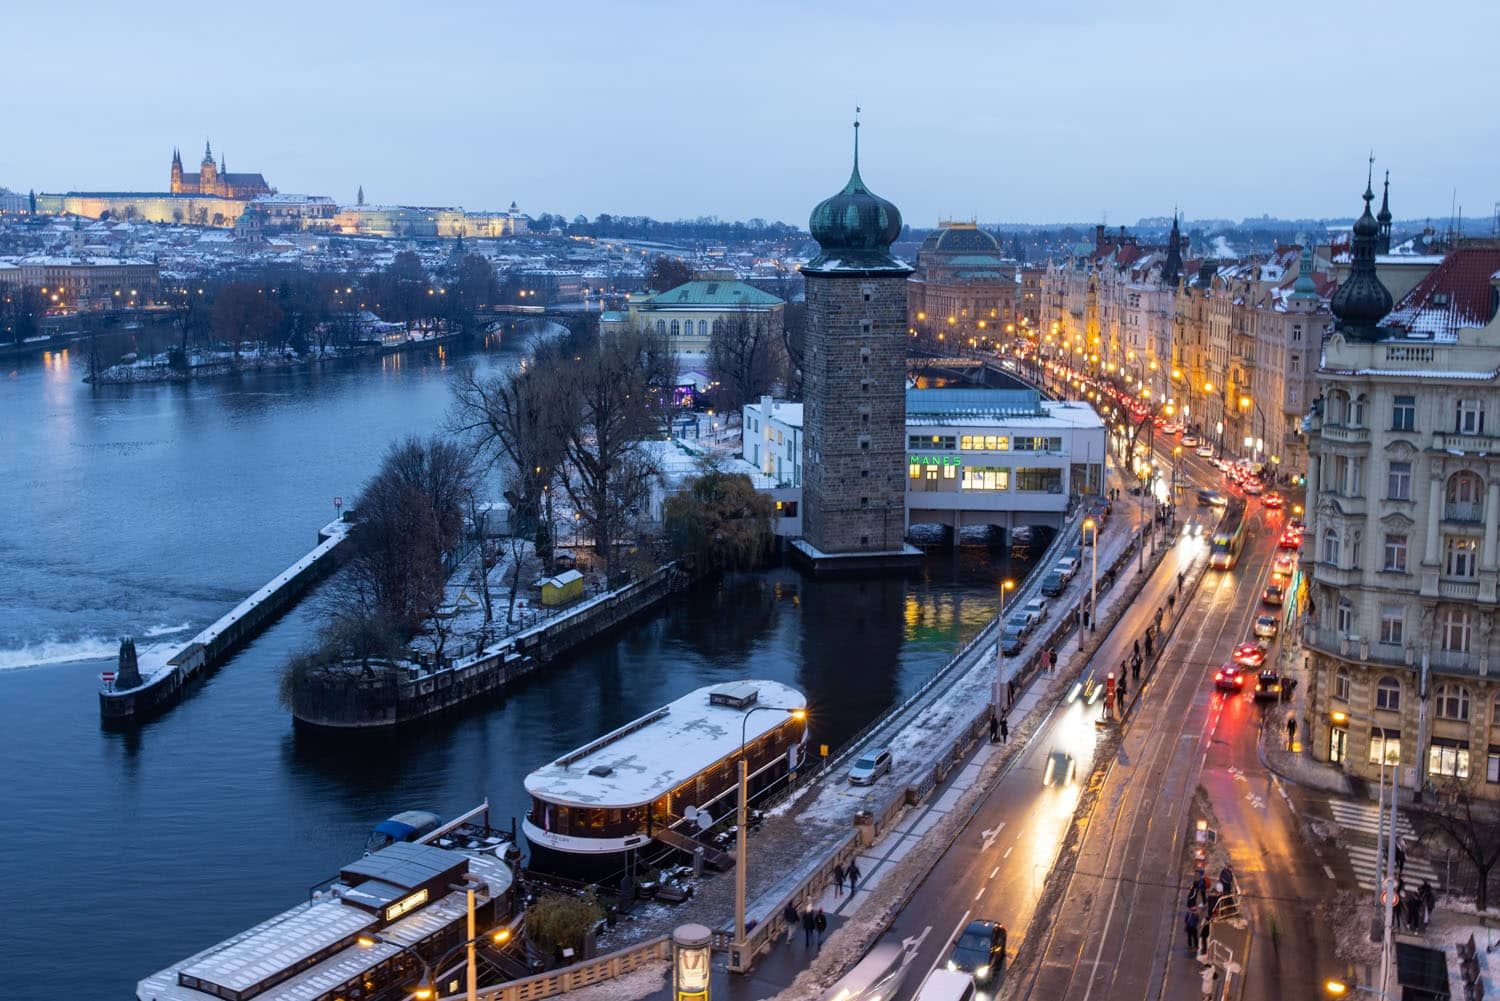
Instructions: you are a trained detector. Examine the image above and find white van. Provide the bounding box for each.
[822,942,908,1001]
[914,968,976,1001]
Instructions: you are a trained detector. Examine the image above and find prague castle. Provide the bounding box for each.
[169,142,271,198]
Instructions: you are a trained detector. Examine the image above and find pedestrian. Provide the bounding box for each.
[1185,905,1201,952]
[1145,633,1154,657]
[1178,570,1185,593]
[1404,893,1421,933]
[1395,840,1407,879]
[1286,716,1297,750]
[1168,592,1176,612]
[1191,870,1208,905]
[1199,915,1211,955]
[815,908,828,950]
[848,860,861,891]
[1050,647,1059,671]
[1218,865,1234,892]
[1133,638,1141,660]
[802,907,816,947]
[1000,716,1009,743]
[1420,881,1435,928]
[833,863,846,898]
[783,901,800,944]
[1118,675,1128,703]
[1132,658,1141,683]
[1156,606,1165,629]
[989,713,998,743]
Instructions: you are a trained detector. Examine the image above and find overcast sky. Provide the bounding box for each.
[4,0,1496,227]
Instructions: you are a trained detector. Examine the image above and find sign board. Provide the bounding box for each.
[820,744,829,758]
[384,888,429,923]
[334,496,343,512]
[910,454,963,466]
[100,671,116,684]
[673,924,712,1001]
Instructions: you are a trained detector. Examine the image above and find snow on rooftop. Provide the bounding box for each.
[525,680,805,807]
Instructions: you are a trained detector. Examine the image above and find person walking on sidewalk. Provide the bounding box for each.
[815,908,828,950]
[988,713,998,743]
[1185,905,1201,952]
[1049,647,1059,671]
[832,863,846,898]
[783,901,799,944]
[802,907,816,947]
[1000,716,1009,743]
[847,860,861,892]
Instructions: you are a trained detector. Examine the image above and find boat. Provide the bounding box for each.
[523,680,808,882]
[137,802,517,1001]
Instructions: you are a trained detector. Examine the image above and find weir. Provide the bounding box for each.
[98,517,355,722]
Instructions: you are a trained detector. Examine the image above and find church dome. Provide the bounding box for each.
[1330,178,1393,339]
[932,225,1001,255]
[806,124,907,273]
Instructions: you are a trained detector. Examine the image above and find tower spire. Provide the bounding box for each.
[1376,170,1393,253]
[851,105,862,181]
[1330,161,1393,339]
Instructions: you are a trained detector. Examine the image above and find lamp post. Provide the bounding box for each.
[357,887,513,1001]
[733,703,807,973]
[993,578,1017,713]
[1330,709,1400,999]
[1083,519,1098,631]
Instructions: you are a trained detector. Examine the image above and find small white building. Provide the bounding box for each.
[742,389,1105,542]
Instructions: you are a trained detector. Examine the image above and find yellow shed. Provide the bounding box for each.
[540,569,585,606]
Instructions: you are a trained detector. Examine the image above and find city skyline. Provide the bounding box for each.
[4,0,1497,226]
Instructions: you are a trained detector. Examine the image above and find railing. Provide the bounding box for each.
[1320,425,1370,445]
[1433,431,1500,454]
[1301,625,1411,667]
[1442,502,1483,524]
[1429,648,1480,675]
[467,937,671,1001]
[1439,578,1480,600]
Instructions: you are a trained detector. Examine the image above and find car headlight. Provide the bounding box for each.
[947,961,958,972]
[976,965,990,979]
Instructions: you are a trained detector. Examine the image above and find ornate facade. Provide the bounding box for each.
[907,221,1018,344]
[1303,170,1500,799]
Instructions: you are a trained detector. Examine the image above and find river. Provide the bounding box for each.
[0,340,1027,996]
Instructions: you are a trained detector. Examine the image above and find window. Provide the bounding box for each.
[908,463,922,480]
[1322,528,1340,566]
[1334,670,1351,702]
[1444,536,1478,578]
[698,320,707,337]
[1369,729,1401,766]
[1387,461,1412,501]
[961,467,1010,491]
[1446,472,1483,521]
[1488,748,1499,784]
[1457,398,1485,434]
[1442,607,1473,653]
[655,319,666,336]
[1436,683,1471,722]
[670,319,680,337]
[1336,599,1354,635]
[712,318,724,336]
[1349,457,1364,496]
[1379,607,1404,646]
[1429,740,1471,780]
[1391,395,1416,431]
[1351,395,1368,428]
[1015,467,1064,493]
[1376,675,1402,711]
[1383,533,1408,572]
[943,463,956,479]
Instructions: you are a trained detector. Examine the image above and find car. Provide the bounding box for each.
[1273,553,1297,576]
[1232,641,1268,668]
[1214,664,1247,692]
[1041,570,1067,597]
[1263,492,1285,509]
[946,919,1008,987]
[1205,490,1229,507]
[1197,488,1223,506]
[1005,612,1034,637]
[1162,421,1183,435]
[1000,627,1026,656]
[848,748,893,785]
[1253,670,1285,703]
[1055,557,1080,581]
[1182,433,1201,447]
[1043,749,1077,787]
[1278,530,1302,551]
[1288,518,1306,534]
[1021,597,1048,625]
[1262,583,1285,606]
[1196,444,1215,458]
[1254,614,1279,638]
[915,968,978,1001]
[1243,479,1264,496]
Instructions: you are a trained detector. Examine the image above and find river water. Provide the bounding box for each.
[0,341,1026,996]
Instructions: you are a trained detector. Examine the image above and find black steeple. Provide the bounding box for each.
[1329,161,1394,341]
[1161,211,1183,287]
[1376,171,1393,254]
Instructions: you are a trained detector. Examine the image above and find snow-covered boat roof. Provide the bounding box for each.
[525,680,805,808]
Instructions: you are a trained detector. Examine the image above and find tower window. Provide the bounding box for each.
[860,320,872,334]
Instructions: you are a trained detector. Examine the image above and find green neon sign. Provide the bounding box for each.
[911,455,963,465]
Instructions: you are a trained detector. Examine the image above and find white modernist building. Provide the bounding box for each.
[743,388,1105,540]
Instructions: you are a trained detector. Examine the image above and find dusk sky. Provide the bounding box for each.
[6,0,1497,227]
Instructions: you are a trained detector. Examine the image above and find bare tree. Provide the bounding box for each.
[553,328,674,574]
[1413,783,1500,911]
[708,304,779,411]
[644,255,693,292]
[780,301,806,399]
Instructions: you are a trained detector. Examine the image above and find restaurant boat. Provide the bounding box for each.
[523,680,809,881]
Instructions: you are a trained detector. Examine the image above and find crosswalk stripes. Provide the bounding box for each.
[1325,798,1439,891]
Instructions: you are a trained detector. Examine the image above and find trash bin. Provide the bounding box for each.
[854,810,875,847]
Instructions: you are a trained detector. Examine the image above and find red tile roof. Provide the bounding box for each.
[1383,244,1500,340]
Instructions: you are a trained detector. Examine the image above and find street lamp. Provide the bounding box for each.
[1082,519,1098,631]
[993,578,1017,712]
[733,703,808,971]
[356,886,513,1001]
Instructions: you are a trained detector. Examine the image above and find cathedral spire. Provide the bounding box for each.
[1161,210,1183,287]
[850,106,862,185]
[1376,170,1393,254]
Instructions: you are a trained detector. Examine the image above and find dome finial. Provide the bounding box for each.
[852,105,862,181]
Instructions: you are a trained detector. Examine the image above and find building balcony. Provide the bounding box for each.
[1432,431,1500,454]
[1302,625,1412,667]
[1438,578,1480,601]
[1428,648,1482,677]
[1442,501,1483,525]
[1318,424,1370,445]
[1311,561,1365,589]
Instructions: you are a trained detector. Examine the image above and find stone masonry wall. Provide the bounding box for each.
[801,268,909,553]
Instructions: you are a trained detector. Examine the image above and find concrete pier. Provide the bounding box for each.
[98,517,354,722]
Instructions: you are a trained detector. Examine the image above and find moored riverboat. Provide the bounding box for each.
[522,680,809,882]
